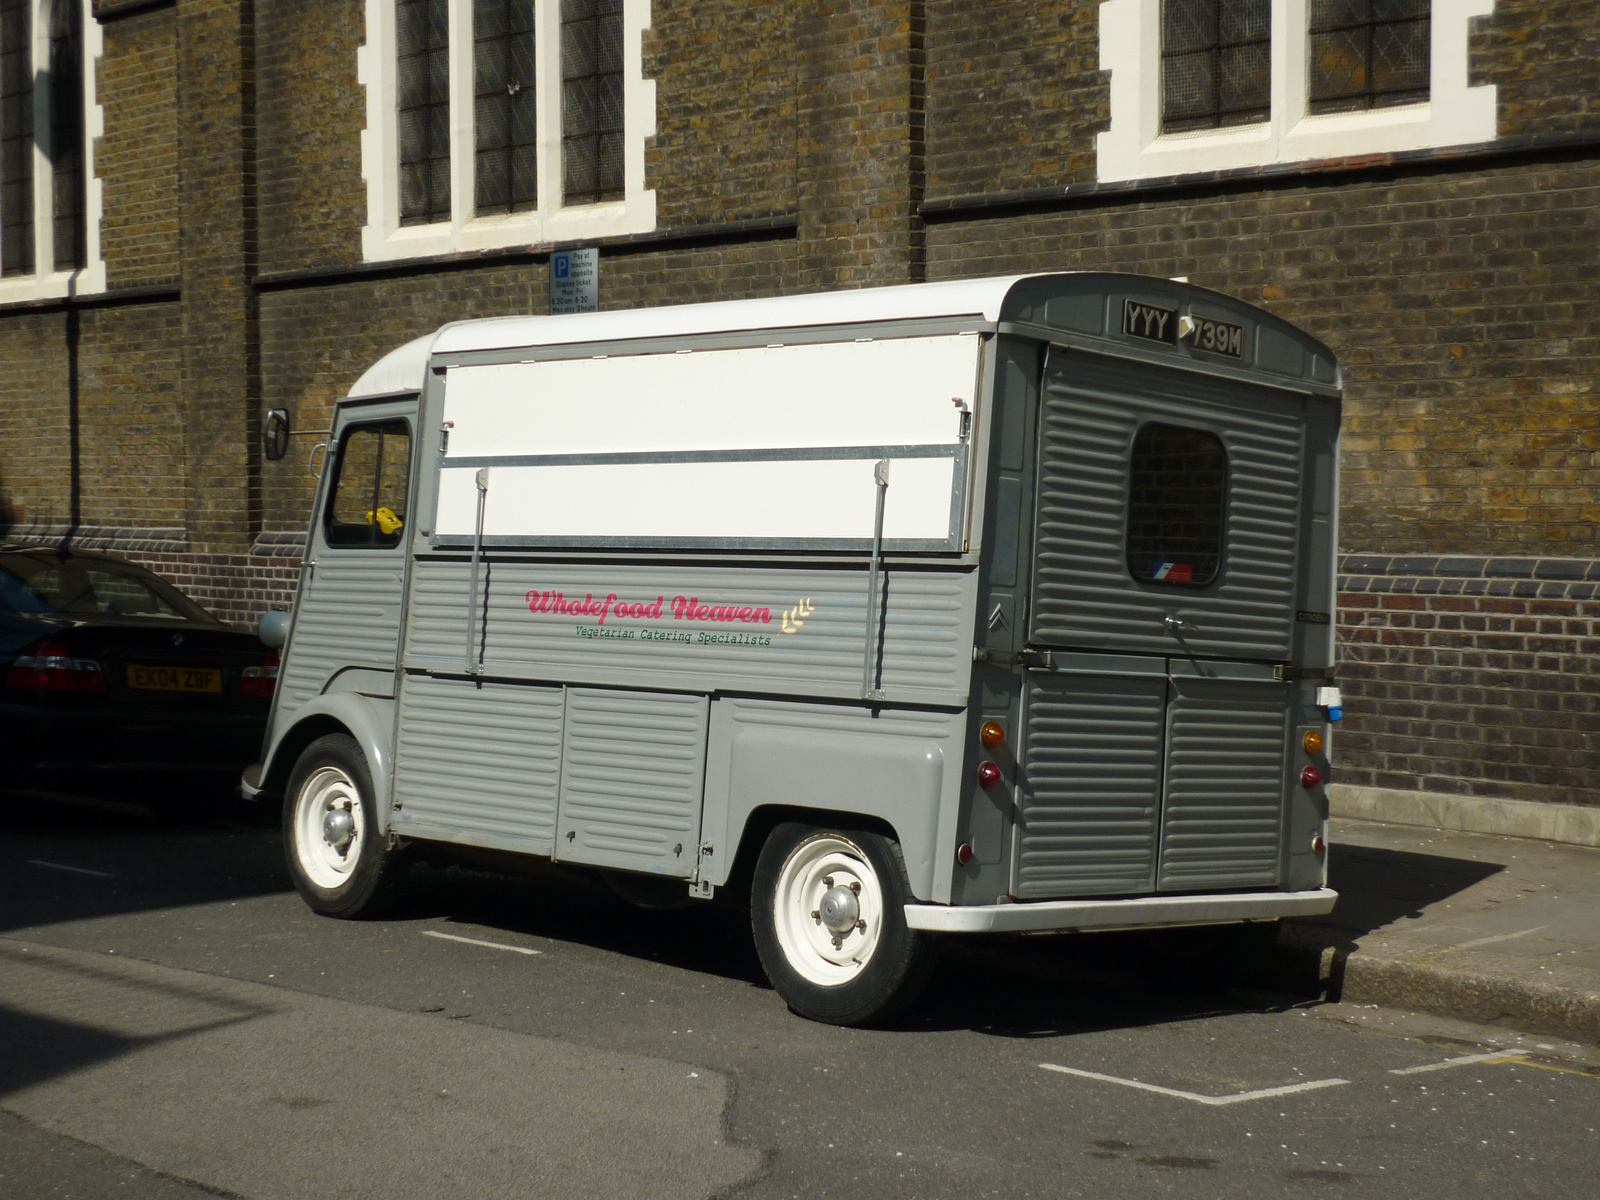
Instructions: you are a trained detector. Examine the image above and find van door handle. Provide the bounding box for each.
[1163,615,1197,635]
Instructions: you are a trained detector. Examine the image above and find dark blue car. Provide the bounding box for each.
[0,545,276,793]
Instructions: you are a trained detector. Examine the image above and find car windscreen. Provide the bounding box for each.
[0,555,210,621]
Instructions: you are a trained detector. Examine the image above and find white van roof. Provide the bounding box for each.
[348,274,1037,398]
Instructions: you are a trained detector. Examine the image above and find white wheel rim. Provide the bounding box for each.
[293,765,365,890]
[772,835,885,987]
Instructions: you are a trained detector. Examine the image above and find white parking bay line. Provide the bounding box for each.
[1389,1050,1528,1075]
[1040,1063,1349,1106]
[28,860,113,878]
[422,930,542,956]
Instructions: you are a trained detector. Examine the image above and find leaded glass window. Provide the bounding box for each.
[49,0,83,270]
[1309,0,1429,115]
[398,0,451,225]
[474,0,538,215]
[0,0,33,275]
[1161,0,1271,134]
[560,0,624,205]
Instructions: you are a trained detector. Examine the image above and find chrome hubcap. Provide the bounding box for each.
[323,807,355,851]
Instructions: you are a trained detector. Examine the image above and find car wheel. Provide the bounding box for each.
[751,822,937,1026]
[283,733,405,918]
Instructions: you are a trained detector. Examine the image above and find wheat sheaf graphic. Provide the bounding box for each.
[781,597,815,635]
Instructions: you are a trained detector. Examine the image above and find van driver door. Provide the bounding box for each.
[275,399,418,725]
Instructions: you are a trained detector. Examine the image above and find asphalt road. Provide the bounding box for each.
[3,790,1598,1200]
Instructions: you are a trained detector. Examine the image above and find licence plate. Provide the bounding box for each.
[127,665,222,693]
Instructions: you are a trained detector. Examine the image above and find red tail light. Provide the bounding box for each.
[240,650,280,699]
[7,640,106,691]
[977,761,1002,789]
[1301,766,1324,790]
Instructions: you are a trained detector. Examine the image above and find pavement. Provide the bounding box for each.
[0,939,761,1200]
[1279,817,1600,1046]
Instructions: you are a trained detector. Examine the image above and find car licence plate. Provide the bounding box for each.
[127,665,222,693]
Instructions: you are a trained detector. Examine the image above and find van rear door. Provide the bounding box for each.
[1012,350,1316,899]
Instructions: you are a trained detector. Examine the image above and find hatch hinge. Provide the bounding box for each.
[1274,665,1334,683]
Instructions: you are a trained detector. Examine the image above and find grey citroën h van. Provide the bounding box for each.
[244,273,1343,1025]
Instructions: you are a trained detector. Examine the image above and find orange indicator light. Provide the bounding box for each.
[980,721,1006,748]
[1303,730,1325,755]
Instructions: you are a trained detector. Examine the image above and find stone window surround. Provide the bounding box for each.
[1096,0,1497,184]
[0,0,104,304]
[357,0,657,264]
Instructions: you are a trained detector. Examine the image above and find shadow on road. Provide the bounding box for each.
[0,786,290,936]
[392,862,1320,1037]
[395,861,772,988]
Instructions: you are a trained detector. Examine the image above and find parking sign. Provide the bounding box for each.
[550,247,598,314]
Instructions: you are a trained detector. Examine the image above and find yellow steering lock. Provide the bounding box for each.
[365,507,404,535]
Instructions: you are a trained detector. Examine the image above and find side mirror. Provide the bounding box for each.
[263,409,290,461]
[258,609,290,649]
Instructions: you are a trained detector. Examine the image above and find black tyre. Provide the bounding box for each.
[283,733,406,918]
[751,822,938,1026]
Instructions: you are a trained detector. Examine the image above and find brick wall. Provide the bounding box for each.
[79,302,187,529]
[257,0,364,273]
[96,5,181,288]
[796,0,927,287]
[1336,556,1600,808]
[178,0,260,551]
[0,314,71,532]
[1478,0,1600,137]
[644,1,798,226]
[926,0,1101,198]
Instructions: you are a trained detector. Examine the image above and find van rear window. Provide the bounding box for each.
[1125,423,1226,588]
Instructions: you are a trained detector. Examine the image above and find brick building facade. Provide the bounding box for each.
[1,1,1596,814]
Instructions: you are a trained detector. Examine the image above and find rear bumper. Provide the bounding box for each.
[904,887,1338,934]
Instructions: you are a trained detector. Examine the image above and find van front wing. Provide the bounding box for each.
[905,888,1337,934]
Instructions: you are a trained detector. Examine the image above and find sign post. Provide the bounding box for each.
[550,247,599,314]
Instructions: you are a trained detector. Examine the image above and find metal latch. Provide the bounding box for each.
[972,647,1052,670]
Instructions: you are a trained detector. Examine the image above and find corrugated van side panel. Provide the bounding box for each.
[391,673,563,853]
[403,560,974,705]
[1157,677,1290,890]
[278,557,406,712]
[555,688,710,877]
[1014,673,1166,898]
